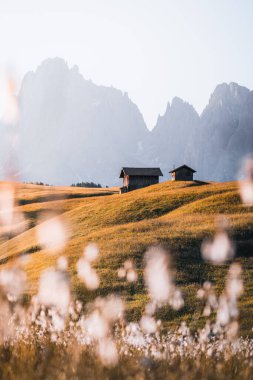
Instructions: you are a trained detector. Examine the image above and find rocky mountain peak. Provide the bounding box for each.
[207,82,250,109]
[17,58,148,186]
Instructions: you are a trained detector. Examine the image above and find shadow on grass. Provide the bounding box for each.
[19,191,115,206]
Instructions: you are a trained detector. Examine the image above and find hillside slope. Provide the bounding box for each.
[0,180,253,335]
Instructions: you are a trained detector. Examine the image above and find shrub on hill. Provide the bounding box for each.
[71,182,102,188]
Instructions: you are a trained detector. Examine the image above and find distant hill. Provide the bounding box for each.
[2,58,252,185]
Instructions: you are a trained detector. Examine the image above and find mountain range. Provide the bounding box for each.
[1,58,253,186]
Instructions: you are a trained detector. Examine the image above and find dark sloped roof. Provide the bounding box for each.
[169,164,196,173]
[120,167,163,178]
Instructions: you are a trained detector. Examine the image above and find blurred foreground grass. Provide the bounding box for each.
[0,340,252,380]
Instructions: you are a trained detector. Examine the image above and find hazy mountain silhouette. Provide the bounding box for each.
[148,97,200,177]
[184,82,253,181]
[11,58,253,185]
[18,58,149,185]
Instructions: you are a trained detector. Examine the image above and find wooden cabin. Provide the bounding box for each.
[169,164,196,181]
[119,167,163,193]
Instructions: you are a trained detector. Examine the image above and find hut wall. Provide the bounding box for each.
[174,168,193,181]
[128,175,159,189]
[123,175,129,187]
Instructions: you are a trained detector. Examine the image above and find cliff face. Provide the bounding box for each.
[18,58,149,185]
[148,97,200,178]
[184,83,253,181]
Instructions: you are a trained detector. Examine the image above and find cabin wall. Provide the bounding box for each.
[123,175,129,187]
[128,175,159,189]
[174,168,193,181]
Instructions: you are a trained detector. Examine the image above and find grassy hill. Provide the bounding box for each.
[1,180,253,336]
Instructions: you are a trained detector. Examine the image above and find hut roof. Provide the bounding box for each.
[169,164,196,173]
[119,167,163,178]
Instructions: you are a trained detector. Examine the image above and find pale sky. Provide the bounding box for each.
[1,0,253,129]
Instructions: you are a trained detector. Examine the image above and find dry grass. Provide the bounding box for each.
[1,179,253,336]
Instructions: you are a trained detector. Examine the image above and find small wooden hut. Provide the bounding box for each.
[169,164,196,181]
[119,167,163,193]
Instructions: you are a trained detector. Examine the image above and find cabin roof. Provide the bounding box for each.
[119,167,163,178]
[169,164,196,173]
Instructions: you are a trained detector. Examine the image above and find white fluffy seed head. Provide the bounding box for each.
[0,74,19,125]
[216,294,230,326]
[124,260,133,270]
[85,310,109,339]
[240,181,253,206]
[239,158,253,206]
[51,312,66,332]
[145,301,157,316]
[83,244,99,262]
[117,267,126,279]
[203,281,212,291]
[97,338,118,367]
[38,268,70,315]
[226,321,239,341]
[0,184,26,235]
[226,263,243,299]
[203,305,211,317]
[140,315,157,334]
[197,288,205,299]
[57,256,68,271]
[0,184,15,227]
[170,288,184,310]
[37,215,69,253]
[100,295,125,322]
[201,232,234,264]
[0,267,26,302]
[77,257,100,290]
[126,268,138,283]
[144,246,172,304]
